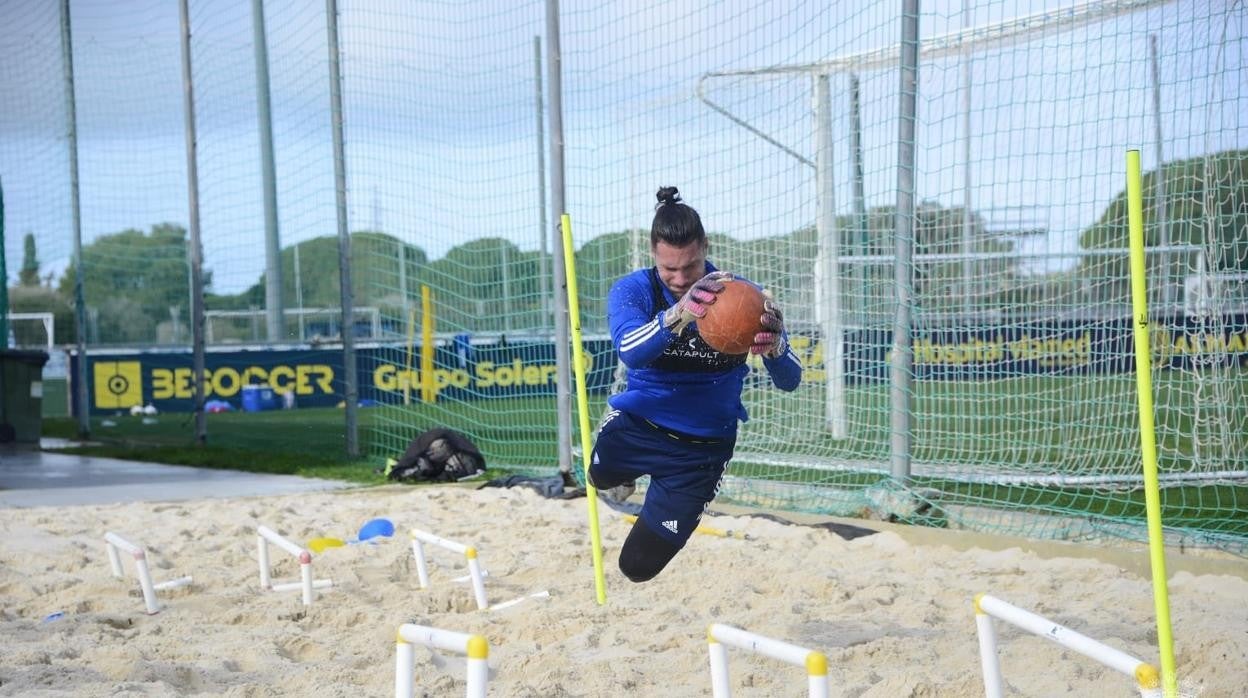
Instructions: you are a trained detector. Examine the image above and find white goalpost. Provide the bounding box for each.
[697,0,1177,445]
[7,312,54,353]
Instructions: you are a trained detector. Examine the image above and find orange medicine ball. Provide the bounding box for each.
[697,280,765,355]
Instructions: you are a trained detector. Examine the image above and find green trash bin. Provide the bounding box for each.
[0,350,49,445]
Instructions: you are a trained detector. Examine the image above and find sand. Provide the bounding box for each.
[1,483,1245,697]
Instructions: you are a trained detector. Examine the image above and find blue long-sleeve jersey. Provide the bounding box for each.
[607,263,803,438]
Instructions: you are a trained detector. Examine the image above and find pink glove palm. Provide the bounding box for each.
[750,291,788,358]
[662,271,732,334]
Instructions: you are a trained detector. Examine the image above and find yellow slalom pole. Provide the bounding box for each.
[420,285,436,404]
[403,306,417,405]
[560,213,608,605]
[1126,149,1177,698]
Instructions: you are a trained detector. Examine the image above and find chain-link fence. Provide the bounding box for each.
[2,0,1246,553]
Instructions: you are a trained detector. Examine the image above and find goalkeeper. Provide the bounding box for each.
[588,186,802,583]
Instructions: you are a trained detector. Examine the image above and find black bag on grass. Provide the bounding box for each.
[387,428,486,482]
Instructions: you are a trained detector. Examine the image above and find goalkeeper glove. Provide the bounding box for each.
[661,271,732,335]
[750,290,789,359]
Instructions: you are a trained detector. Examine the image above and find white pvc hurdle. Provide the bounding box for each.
[487,590,551,612]
[395,623,489,698]
[104,532,192,615]
[974,593,1161,698]
[707,623,829,698]
[257,525,332,606]
[410,529,489,610]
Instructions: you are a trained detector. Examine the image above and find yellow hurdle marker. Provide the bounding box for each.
[395,623,489,698]
[420,285,436,403]
[974,593,1160,698]
[257,525,332,606]
[104,531,192,615]
[560,213,608,605]
[707,623,829,698]
[623,514,749,540]
[402,305,417,405]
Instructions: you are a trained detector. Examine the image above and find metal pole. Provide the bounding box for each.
[961,1,973,317]
[0,179,8,347]
[628,139,642,272]
[252,0,284,342]
[814,74,846,440]
[848,73,867,324]
[1149,34,1169,310]
[502,243,511,333]
[60,0,90,438]
[891,0,919,481]
[371,187,379,230]
[597,239,605,333]
[178,0,208,445]
[545,0,573,477]
[169,306,180,343]
[398,241,408,331]
[294,243,305,341]
[534,36,550,332]
[326,0,358,457]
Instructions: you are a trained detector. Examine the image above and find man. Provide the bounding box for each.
[589,186,803,583]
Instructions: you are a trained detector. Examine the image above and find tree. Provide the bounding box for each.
[202,198,1031,339]
[58,223,205,344]
[350,230,430,308]
[711,201,1017,319]
[574,231,641,332]
[206,231,432,340]
[1079,149,1248,306]
[8,285,74,345]
[222,231,429,310]
[425,237,542,332]
[19,233,39,286]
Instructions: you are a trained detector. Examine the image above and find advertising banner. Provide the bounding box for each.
[73,314,1247,414]
[77,339,618,415]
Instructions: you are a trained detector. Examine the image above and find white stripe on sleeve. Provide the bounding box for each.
[621,319,661,353]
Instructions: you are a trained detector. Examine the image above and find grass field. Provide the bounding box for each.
[736,369,1248,546]
[44,408,388,485]
[746,368,1248,475]
[42,397,608,486]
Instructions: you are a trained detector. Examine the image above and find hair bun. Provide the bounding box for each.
[655,186,681,206]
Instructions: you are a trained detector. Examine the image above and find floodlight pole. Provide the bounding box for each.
[326,0,358,457]
[60,0,90,438]
[814,74,846,440]
[891,0,919,481]
[534,37,551,332]
[178,0,208,444]
[961,1,974,317]
[252,0,284,342]
[1148,34,1169,310]
[849,73,868,325]
[546,0,573,478]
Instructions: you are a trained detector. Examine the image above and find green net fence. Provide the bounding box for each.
[0,2,74,417]
[1,0,1245,555]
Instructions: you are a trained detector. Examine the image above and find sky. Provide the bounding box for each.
[1,0,1244,295]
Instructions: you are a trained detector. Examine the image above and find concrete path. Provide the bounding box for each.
[0,441,352,508]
